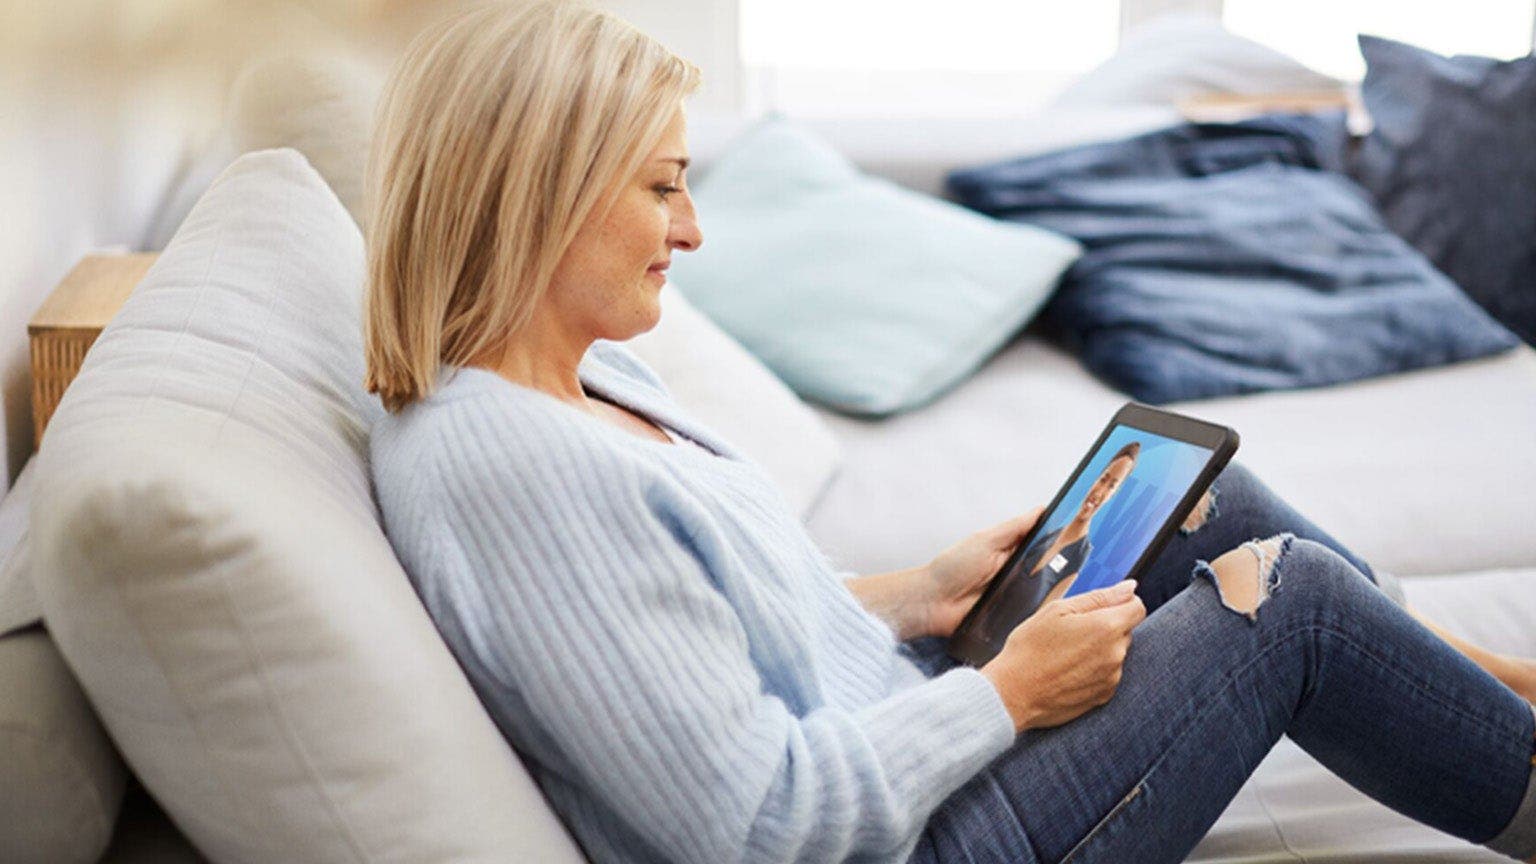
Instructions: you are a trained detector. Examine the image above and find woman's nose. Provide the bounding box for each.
[669,196,703,252]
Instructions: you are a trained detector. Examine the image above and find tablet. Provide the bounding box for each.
[947,402,1238,667]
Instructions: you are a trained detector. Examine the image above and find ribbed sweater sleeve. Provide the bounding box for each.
[421,396,1016,864]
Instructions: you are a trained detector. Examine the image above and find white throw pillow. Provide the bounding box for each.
[220,50,381,220]
[627,283,841,516]
[143,49,380,248]
[1054,14,1339,108]
[31,149,585,863]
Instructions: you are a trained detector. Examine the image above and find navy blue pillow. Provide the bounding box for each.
[1351,35,1536,345]
[948,116,1517,404]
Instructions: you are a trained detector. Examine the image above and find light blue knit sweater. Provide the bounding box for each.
[369,341,1016,864]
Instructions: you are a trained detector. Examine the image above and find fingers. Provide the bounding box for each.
[1111,591,1147,632]
[1059,579,1138,613]
[990,507,1043,545]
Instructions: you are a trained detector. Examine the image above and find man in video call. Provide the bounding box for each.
[974,441,1142,643]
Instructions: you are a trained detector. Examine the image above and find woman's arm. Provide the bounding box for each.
[427,415,1017,864]
[843,567,933,641]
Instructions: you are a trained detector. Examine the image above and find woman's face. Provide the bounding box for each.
[1077,454,1135,521]
[545,105,702,344]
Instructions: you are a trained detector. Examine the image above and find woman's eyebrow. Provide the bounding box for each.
[656,156,690,169]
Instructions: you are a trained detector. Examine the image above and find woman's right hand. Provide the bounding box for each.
[980,580,1146,733]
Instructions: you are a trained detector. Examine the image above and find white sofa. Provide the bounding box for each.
[4,70,1535,864]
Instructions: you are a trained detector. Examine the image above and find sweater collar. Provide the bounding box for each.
[576,347,746,462]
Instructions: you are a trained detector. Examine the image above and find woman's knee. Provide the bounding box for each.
[1199,534,1365,621]
[1179,485,1219,534]
[1203,534,1287,618]
[1178,462,1266,536]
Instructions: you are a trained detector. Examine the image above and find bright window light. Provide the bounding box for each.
[740,1,1121,73]
[740,1,1121,116]
[1224,0,1536,80]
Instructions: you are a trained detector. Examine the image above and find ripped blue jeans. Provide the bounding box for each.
[905,462,1536,863]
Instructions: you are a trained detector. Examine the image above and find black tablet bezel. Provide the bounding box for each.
[946,402,1239,668]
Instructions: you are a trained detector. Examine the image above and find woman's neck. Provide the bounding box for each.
[473,312,593,410]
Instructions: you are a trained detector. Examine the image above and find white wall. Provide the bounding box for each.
[0,64,200,490]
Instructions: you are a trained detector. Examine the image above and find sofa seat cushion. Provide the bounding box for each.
[30,148,585,863]
[0,626,127,864]
[805,333,1536,579]
[0,458,127,864]
[1,458,39,636]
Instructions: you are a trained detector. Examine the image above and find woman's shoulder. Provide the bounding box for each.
[375,368,601,464]
[369,359,673,504]
[368,341,707,519]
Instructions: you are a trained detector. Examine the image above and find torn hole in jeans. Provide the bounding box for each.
[1179,486,1218,535]
[1196,533,1293,621]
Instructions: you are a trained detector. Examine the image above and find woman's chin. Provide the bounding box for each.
[614,297,663,341]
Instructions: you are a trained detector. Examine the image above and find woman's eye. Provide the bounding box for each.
[654,184,682,200]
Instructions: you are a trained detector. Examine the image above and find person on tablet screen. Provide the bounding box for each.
[365,6,1536,862]
[975,441,1139,643]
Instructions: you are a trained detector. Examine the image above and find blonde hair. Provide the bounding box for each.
[362,1,700,413]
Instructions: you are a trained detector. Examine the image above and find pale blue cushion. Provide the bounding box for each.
[671,120,1081,416]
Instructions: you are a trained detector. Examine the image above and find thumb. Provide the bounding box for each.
[991,507,1043,546]
[1060,579,1137,614]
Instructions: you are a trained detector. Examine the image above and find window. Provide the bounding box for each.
[1224,0,1536,80]
[740,1,1121,117]
[736,0,1536,116]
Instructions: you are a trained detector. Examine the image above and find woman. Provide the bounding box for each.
[973,442,1140,645]
[363,4,1536,862]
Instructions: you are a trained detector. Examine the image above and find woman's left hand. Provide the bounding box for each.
[920,508,1042,639]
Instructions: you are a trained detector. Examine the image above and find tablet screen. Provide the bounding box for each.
[964,424,1214,650]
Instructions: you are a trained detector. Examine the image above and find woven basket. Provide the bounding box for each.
[30,333,100,445]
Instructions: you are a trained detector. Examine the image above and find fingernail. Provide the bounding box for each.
[1114,579,1137,594]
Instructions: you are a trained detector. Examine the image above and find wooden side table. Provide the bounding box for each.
[1176,90,1357,124]
[28,253,158,448]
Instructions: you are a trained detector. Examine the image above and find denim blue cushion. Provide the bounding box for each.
[1351,34,1536,345]
[948,116,1518,403]
[669,120,1080,416]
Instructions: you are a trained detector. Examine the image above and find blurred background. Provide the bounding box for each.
[3,0,1535,485]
